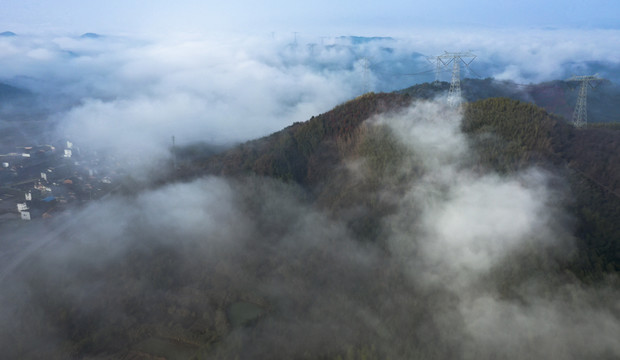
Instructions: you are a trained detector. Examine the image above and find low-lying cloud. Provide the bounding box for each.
[379,100,618,359]
[1,98,618,359]
[1,29,620,174]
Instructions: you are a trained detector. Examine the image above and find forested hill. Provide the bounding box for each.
[180,92,413,185]
[179,92,620,276]
[182,92,619,201]
[6,90,619,360]
[464,97,620,197]
[463,98,620,276]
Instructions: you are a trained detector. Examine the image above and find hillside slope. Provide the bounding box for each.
[463,98,620,276]
[182,93,619,274]
[181,92,413,185]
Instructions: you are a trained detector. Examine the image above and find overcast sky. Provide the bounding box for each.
[2,0,619,35]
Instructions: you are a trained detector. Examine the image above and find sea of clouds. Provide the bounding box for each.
[1,28,619,172]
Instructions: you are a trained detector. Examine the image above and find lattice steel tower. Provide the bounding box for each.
[448,58,462,107]
[567,74,603,128]
[431,52,476,107]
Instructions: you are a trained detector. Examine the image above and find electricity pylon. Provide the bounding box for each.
[566,74,603,128]
[448,58,462,107]
[431,51,476,107]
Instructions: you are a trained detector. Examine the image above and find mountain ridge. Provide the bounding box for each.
[177,89,619,277]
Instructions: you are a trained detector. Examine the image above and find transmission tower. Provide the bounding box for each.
[431,52,476,107]
[448,58,462,107]
[566,74,603,128]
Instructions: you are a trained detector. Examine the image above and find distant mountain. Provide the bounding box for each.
[0,82,30,99]
[336,36,395,44]
[398,78,620,123]
[80,32,102,39]
[0,82,49,149]
[0,31,16,37]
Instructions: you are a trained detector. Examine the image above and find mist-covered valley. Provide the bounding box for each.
[1,30,620,359]
[2,96,619,359]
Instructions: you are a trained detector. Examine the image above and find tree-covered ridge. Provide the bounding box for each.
[185,94,619,275]
[183,92,412,184]
[564,127,620,196]
[11,91,620,359]
[462,97,561,172]
[462,97,620,275]
[462,97,619,197]
[178,92,418,243]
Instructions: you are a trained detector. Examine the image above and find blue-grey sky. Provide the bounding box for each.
[2,0,619,35]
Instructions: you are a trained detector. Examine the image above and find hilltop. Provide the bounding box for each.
[180,90,620,275]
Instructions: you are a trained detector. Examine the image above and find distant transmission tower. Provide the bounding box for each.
[566,74,603,128]
[431,52,476,107]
